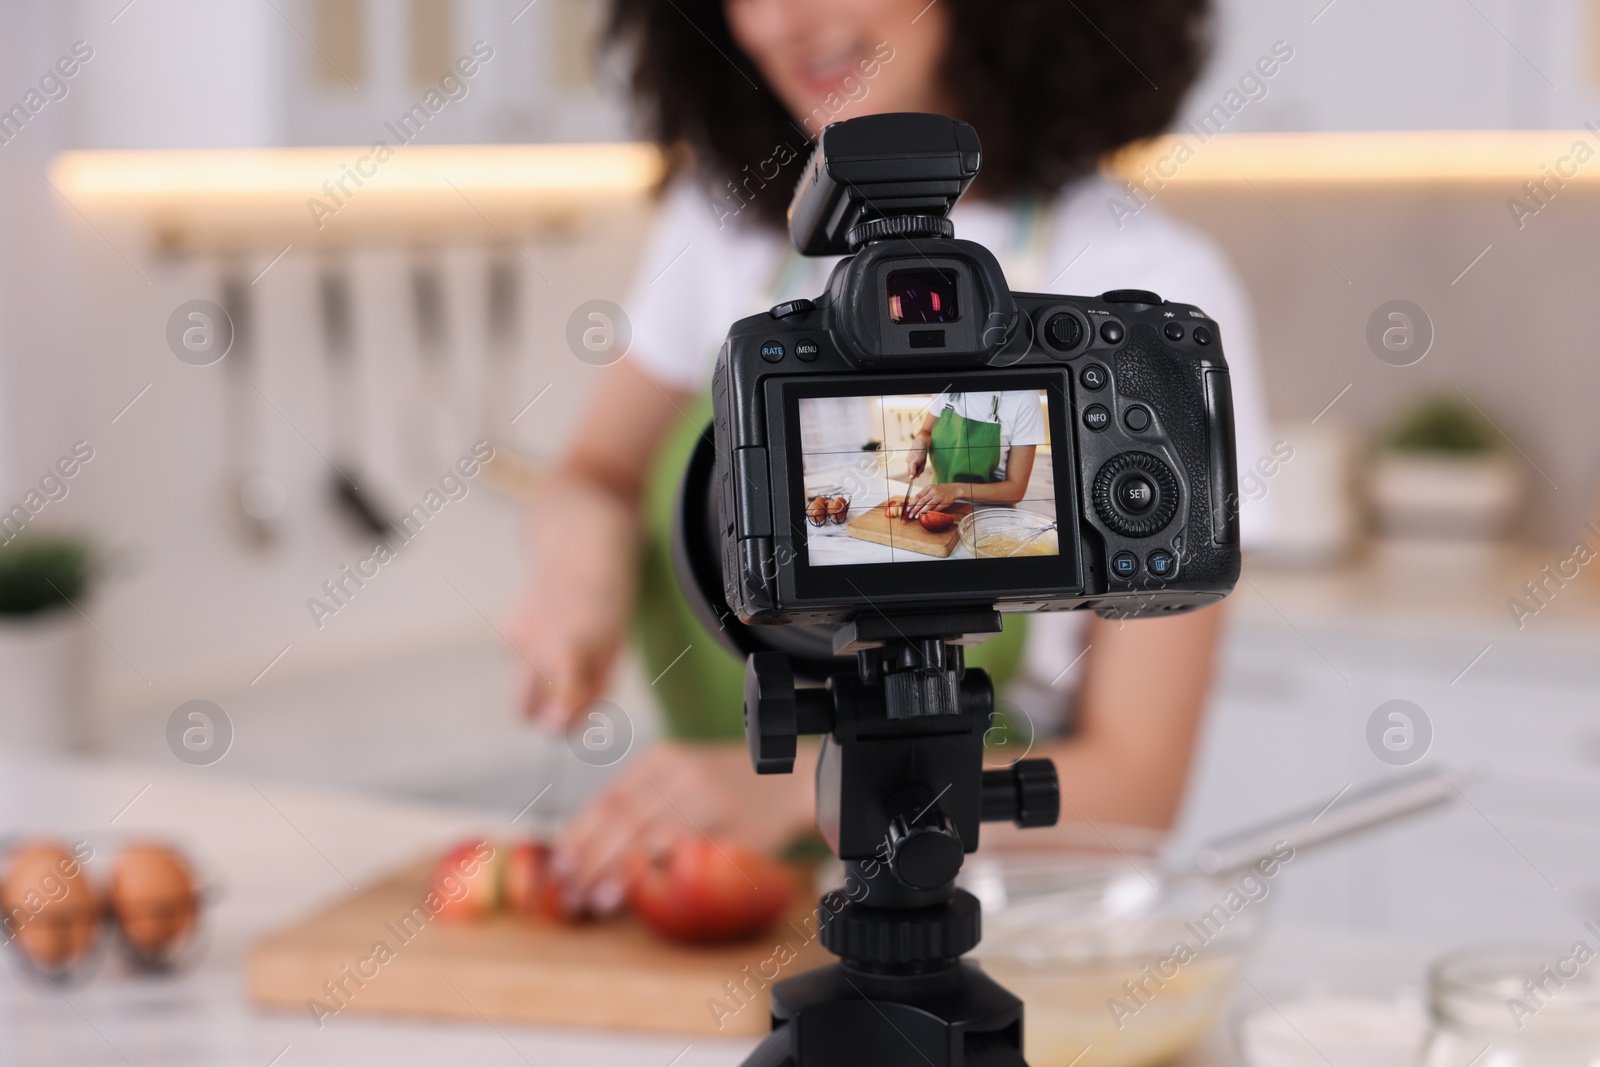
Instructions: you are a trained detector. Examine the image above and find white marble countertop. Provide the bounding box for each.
[0,757,760,1067]
[0,756,1444,1067]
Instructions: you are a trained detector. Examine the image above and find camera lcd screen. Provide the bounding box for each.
[886,270,960,324]
[798,388,1059,566]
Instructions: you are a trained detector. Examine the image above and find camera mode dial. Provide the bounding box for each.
[1093,452,1180,538]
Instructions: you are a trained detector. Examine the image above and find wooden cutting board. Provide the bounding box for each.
[845,502,972,558]
[248,859,831,1036]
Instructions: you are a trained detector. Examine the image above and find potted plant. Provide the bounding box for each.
[0,534,95,752]
[1369,393,1521,544]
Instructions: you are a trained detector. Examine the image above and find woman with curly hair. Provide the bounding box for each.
[510,0,1273,916]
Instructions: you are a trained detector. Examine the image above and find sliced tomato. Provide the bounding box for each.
[429,839,501,922]
[918,510,957,532]
[626,838,793,943]
[504,841,566,922]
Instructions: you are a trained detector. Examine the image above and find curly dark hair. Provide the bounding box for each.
[605,0,1212,229]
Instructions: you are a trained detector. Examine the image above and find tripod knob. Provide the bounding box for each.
[886,811,965,890]
[981,758,1061,828]
[744,652,798,774]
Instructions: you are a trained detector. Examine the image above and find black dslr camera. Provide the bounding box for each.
[710,112,1240,630]
[672,114,1241,1067]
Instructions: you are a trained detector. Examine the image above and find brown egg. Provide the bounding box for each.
[110,843,198,959]
[806,496,828,525]
[827,496,848,521]
[1,840,100,971]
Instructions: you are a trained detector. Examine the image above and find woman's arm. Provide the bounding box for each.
[526,361,822,912]
[562,360,694,502]
[904,411,938,479]
[510,360,691,727]
[987,604,1226,843]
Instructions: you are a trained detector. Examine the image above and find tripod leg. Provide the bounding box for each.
[740,1026,794,1067]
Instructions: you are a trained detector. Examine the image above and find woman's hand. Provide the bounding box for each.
[907,482,965,518]
[551,741,815,915]
[905,440,930,482]
[507,472,639,731]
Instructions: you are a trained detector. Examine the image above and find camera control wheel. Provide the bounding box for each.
[1093,452,1180,538]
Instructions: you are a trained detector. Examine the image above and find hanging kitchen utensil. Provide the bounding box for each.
[219,269,284,550]
[484,252,519,440]
[318,260,393,541]
[405,253,452,477]
[479,248,551,499]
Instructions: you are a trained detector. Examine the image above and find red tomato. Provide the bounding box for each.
[884,499,903,520]
[503,841,565,922]
[429,839,500,922]
[918,510,957,532]
[626,838,794,943]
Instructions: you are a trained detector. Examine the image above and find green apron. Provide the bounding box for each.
[930,394,1005,485]
[634,196,1063,740]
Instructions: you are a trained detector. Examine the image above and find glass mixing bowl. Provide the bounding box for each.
[958,507,1059,558]
[961,837,1264,1067]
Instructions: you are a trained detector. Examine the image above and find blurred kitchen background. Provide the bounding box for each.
[2,0,1600,1061]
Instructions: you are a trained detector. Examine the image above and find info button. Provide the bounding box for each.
[1083,404,1111,432]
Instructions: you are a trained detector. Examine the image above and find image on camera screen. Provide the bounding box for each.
[799,389,1059,565]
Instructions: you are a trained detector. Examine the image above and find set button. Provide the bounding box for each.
[1116,476,1155,512]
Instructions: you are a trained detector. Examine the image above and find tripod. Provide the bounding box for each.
[739,610,1060,1067]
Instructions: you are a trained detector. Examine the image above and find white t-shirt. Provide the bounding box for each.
[625,175,1275,709]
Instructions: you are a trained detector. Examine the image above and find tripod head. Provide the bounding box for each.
[746,611,1058,895]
